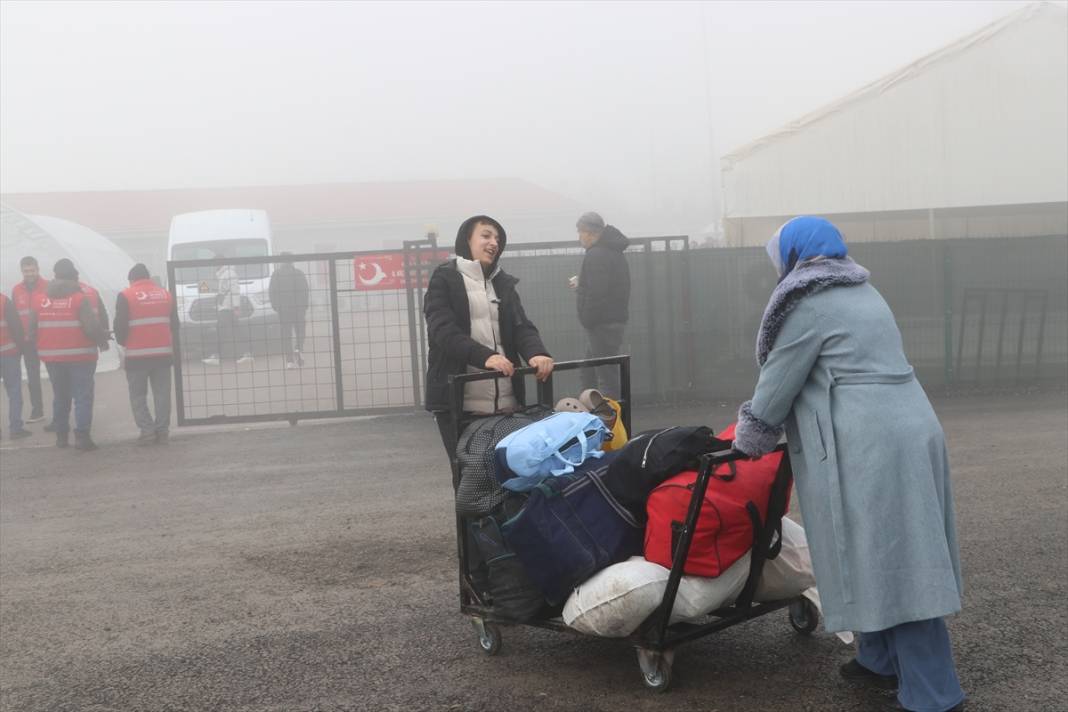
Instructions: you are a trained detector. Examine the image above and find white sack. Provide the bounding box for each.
[754,517,816,602]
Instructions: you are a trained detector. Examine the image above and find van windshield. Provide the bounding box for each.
[172,239,270,282]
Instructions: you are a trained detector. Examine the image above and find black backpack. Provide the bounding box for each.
[604,426,731,522]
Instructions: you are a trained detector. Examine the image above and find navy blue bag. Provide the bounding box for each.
[500,451,643,605]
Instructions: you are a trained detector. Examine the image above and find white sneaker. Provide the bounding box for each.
[202,355,221,366]
[236,353,254,365]
[285,360,296,370]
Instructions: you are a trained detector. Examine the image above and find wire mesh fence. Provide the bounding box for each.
[168,234,1068,426]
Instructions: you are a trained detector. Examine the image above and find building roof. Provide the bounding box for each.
[723,2,1066,165]
[720,1,1068,219]
[0,177,581,237]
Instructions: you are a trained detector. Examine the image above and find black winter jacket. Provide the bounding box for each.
[424,260,550,412]
[577,225,630,329]
[268,263,310,319]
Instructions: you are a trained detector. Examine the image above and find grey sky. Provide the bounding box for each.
[0,0,1045,233]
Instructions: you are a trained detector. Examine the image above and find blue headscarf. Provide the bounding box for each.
[766,216,848,280]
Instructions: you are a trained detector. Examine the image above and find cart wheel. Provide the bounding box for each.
[472,619,502,656]
[789,597,819,634]
[637,649,673,693]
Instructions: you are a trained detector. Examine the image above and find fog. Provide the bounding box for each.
[0,0,1050,234]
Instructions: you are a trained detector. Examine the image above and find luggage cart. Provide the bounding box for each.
[447,356,819,692]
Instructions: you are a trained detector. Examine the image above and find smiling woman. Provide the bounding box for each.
[422,215,554,456]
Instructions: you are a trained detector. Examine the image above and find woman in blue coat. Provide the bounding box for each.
[734,217,965,712]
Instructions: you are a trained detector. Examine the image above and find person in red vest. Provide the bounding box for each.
[11,255,48,425]
[28,258,109,451]
[114,263,178,445]
[1,292,32,440]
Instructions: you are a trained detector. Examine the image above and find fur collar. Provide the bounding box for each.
[756,258,870,365]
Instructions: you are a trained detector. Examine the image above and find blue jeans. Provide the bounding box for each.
[857,617,965,712]
[1,354,24,433]
[44,361,97,434]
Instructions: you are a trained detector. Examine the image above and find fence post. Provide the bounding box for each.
[168,260,187,426]
[328,259,345,411]
[942,242,954,385]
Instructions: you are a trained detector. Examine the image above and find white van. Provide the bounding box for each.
[168,209,278,354]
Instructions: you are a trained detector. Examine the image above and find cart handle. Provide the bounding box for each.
[448,356,628,384]
[697,443,787,468]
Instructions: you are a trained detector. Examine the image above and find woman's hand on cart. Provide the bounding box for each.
[528,355,555,382]
[484,354,516,377]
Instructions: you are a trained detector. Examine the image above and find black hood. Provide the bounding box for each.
[455,215,507,265]
[47,279,83,298]
[594,225,629,252]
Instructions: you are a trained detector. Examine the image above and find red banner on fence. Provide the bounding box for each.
[353,251,450,291]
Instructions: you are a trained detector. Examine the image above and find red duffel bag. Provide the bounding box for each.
[643,423,789,577]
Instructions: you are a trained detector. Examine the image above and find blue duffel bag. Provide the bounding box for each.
[500,451,644,605]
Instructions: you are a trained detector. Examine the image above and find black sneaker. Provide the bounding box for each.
[136,432,155,446]
[840,659,898,690]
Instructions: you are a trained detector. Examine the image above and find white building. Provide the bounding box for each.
[721,2,1068,246]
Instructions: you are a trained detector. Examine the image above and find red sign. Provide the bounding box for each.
[353,251,450,291]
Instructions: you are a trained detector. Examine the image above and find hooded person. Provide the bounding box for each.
[29,258,109,451]
[423,214,554,456]
[114,263,178,445]
[573,212,630,398]
[267,255,310,367]
[733,217,965,712]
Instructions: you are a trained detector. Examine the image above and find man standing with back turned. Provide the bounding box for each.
[114,263,178,445]
[30,258,109,451]
[573,212,630,398]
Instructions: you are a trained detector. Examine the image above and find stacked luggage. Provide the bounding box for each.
[452,393,818,633]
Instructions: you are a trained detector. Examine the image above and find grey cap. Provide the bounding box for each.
[576,212,605,232]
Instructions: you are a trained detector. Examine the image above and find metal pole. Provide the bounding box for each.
[403,244,422,407]
[993,290,1010,380]
[1034,291,1048,380]
[168,260,187,426]
[644,241,658,399]
[942,243,954,385]
[328,259,345,412]
[974,291,989,381]
[1014,292,1029,386]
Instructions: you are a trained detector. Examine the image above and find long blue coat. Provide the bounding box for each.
[735,260,962,633]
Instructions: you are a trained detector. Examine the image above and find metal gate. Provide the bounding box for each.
[168,233,693,427]
[168,237,441,426]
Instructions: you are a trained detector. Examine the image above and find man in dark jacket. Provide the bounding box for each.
[268,256,310,368]
[573,212,630,398]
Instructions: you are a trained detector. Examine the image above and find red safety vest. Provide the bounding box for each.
[0,293,16,356]
[79,282,102,316]
[33,290,98,363]
[122,279,173,360]
[12,277,49,331]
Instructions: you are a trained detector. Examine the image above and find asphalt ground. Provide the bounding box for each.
[1,373,1065,712]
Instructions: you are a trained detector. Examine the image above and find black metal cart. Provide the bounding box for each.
[447,356,819,692]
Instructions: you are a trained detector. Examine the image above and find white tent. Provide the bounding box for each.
[1,203,136,371]
[721,2,1068,246]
